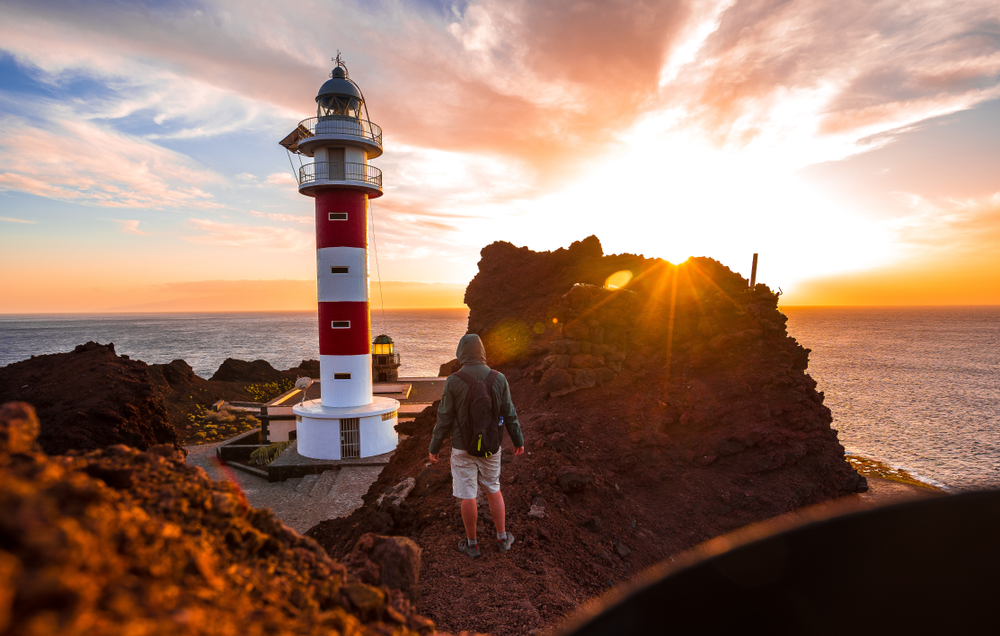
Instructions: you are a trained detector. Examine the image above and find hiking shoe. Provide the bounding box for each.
[457,539,481,558]
[497,532,515,552]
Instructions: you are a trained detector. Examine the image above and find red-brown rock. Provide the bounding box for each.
[0,401,435,636]
[437,359,461,377]
[209,357,284,382]
[0,342,177,454]
[308,236,867,636]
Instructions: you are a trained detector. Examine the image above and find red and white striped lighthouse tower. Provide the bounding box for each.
[279,56,398,460]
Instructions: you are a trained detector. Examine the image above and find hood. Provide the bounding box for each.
[456,334,487,366]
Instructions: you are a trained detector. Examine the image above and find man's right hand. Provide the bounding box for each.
[428,453,439,464]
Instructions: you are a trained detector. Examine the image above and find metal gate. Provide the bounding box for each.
[340,418,360,459]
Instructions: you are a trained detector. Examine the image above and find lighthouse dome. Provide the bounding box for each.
[316,66,363,118]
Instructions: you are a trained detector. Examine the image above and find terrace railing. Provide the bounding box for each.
[298,116,382,146]
[298,162,382,189]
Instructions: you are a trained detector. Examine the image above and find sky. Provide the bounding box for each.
[0,0,998,312]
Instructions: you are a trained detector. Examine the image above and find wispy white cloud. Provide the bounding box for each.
[184,218,313,251]
[247,210,312,225]
[0,112,222,208]
[665,0,1000,165]
[114,219,148,235]
[265,172,296,186]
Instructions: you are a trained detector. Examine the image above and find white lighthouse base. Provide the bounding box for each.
[292,396,400,460]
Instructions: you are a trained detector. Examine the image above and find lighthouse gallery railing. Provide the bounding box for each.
[298,162,382,188]
[297,117,382,146]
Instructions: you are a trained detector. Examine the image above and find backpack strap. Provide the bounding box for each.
[484,369,499,389]
[454,369,499,388]
[453,370,476,388]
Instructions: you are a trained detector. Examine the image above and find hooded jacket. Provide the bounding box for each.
[429,334,523,454]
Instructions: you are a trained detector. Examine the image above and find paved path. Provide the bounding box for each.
[184,441,384,534]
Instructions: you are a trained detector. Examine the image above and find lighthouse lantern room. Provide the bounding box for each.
[279,56,398,460]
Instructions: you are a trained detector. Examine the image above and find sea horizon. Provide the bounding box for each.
[4,303,999,316]
[2,306,997,492]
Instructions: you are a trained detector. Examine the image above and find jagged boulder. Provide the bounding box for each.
[287,359,321,378]
[148,359,198,387]
[437,359,461,377]
[209,358,283,383]
[0,401,40,454]
[342,534,422,604]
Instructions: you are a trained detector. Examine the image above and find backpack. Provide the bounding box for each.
[454,369,503,457]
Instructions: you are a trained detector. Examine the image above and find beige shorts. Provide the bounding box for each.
[450,448,502,499]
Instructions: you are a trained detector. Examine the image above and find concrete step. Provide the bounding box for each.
[311,469,341,499]
[283,476,303,491]
[296,473,321,496]
[325,465,386,518]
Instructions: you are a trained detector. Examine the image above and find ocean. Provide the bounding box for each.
[0,309,470,379]
[2,306,997,491]
[783,306,1000,492]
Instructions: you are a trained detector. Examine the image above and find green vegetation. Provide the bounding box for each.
[250,441,292,467]
[182,406,259,445]
[245,378,295,402]
[847,455,942,491]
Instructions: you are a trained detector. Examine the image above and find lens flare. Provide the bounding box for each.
[604,270,633,290]
[484,321,531,362]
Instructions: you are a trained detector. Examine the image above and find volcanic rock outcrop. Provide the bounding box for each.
[1,345,324,451]
[0,402,434,636]
[0,342,178,454]
[309,236,866,636]
[209,358,321,383]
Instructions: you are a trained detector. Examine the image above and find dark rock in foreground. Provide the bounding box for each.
[0,402,435,636]
[0,342,178,454]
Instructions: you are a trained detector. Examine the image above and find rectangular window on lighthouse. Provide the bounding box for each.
[334,373,352,380]
[330,266,349,274]
[329,212,348,221]
[331,320,351,329]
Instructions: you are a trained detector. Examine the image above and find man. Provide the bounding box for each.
[429,334,525,558]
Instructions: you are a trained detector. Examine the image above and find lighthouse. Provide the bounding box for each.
[279,57,399,460]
